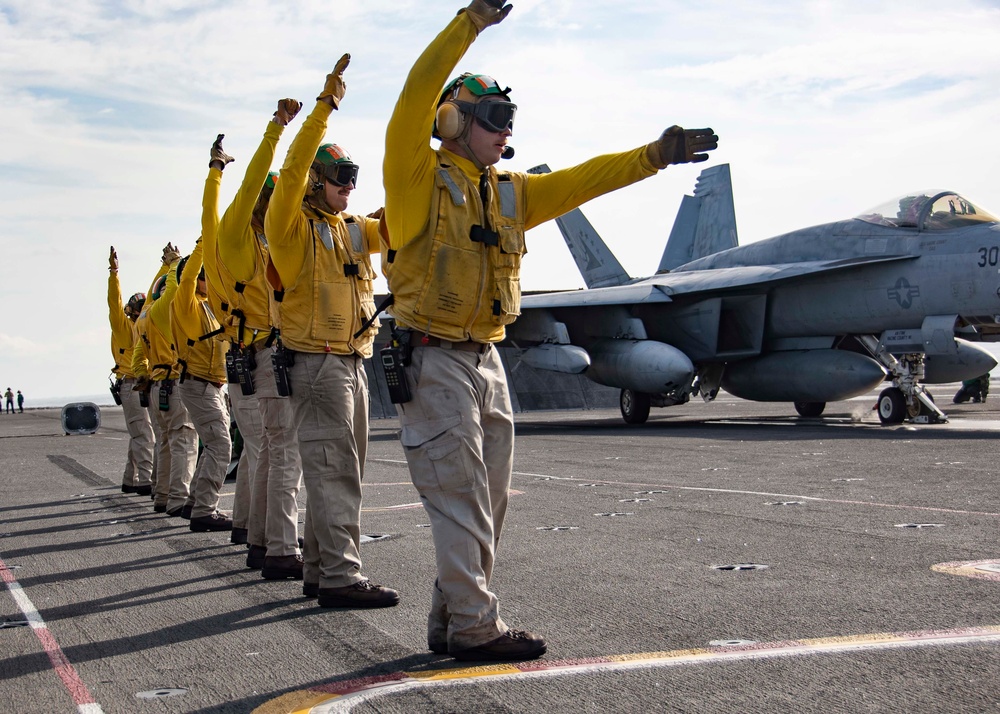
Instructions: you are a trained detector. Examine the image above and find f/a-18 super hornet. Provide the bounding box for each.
[505,164,999,424]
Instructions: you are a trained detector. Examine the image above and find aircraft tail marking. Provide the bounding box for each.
[658,163,738,273]
[528,164,632,288]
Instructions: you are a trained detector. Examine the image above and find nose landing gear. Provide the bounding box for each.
[859,336,947,425]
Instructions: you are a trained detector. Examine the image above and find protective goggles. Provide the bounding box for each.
[322,161,359,188]
[455,100,516,134]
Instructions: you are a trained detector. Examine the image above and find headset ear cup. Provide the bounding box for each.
[435,102,465,140]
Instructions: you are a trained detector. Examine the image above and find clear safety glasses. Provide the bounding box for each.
[323,161,359,188]
[455,100,517,134]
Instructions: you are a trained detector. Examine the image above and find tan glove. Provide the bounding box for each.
[647,126,719,169]
[109,246,118,272]
[463,0,512,33]
[162,242,181,265]
[273,98,303,126]
[210,134,235,170]
[317,54,350,109]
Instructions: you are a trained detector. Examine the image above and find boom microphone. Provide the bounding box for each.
[501,146,515,160]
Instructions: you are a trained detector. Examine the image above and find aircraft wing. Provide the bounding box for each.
[522,254,915,309]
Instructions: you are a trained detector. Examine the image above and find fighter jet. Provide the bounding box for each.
[505,164,999,425]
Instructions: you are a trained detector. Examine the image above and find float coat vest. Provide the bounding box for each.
[211,231,275,347]
[384,156,526,343]
[171,299,226,383]
[276,210,379,357]
[111,320,140,379]
[136,308,179,381]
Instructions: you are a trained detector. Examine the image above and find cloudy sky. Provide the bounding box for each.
[2,0,999,403]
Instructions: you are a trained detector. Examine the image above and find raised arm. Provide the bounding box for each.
[170,241,208,343]
[150,249,182,336]
[218,99,302,280]
[264,56,348,287]
[108,247,130,340]
[383,8,487,250]
[522,126,719,230]
[200,135,231,299]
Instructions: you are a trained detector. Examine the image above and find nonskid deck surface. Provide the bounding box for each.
[3,392,1000,713]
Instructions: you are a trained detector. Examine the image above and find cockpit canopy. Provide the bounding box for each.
[856,191,998,230]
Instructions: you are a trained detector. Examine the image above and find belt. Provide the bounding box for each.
[189,375,225,388]
[234,340,267,356]
[412,335,492,354]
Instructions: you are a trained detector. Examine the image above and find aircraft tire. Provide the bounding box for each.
[620,389,651,424]
[794,401,826,418]
[877,387,906,425]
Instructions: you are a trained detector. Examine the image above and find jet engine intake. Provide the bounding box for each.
[721,349,886,402]
[586,339,695,394]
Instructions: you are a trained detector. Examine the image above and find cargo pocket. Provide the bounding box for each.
[126,410,149,427]
[298,425,351,473]
[400,414,474,493]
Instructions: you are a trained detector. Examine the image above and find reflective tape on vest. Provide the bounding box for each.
[438,169,466,206]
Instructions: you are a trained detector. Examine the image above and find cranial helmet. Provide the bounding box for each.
[434,73,515,141]
[126,292,146,315]
[311,144,359,189]
[151,275,167,301]
[264,171,279,190]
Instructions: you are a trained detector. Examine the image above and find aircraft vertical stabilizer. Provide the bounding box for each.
[528,164,632,288]
[658,164,738,272]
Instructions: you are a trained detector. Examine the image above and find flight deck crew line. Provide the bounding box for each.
[203,103,308,581]
[107,248,153,496]
[381,0,718,661]
[169,240,234,534]
[134,245,199,517]
[264,55,398,609]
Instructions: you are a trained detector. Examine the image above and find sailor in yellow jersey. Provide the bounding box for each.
[130,294,158,497]
[382,0,718,661]
[132,248,171,511]
[107,247,153,496]
[136,244,199,517]
[170,239,233,534]
[265,55,398,609]
[204,105,309,581]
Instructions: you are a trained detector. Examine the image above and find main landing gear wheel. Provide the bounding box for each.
[877,387,907,425]
[794,401,826,418]
[620,389,651,424]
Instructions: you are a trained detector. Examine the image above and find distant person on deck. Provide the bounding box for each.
[4,388,13,414]
[16,391,23,413]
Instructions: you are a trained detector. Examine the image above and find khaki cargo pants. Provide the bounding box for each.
[254,345,303,557]
[178,379,231,518]
[152,380,197,512]
[288,352,367,587]
[398,344,513,651]
[119,378,154,488]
